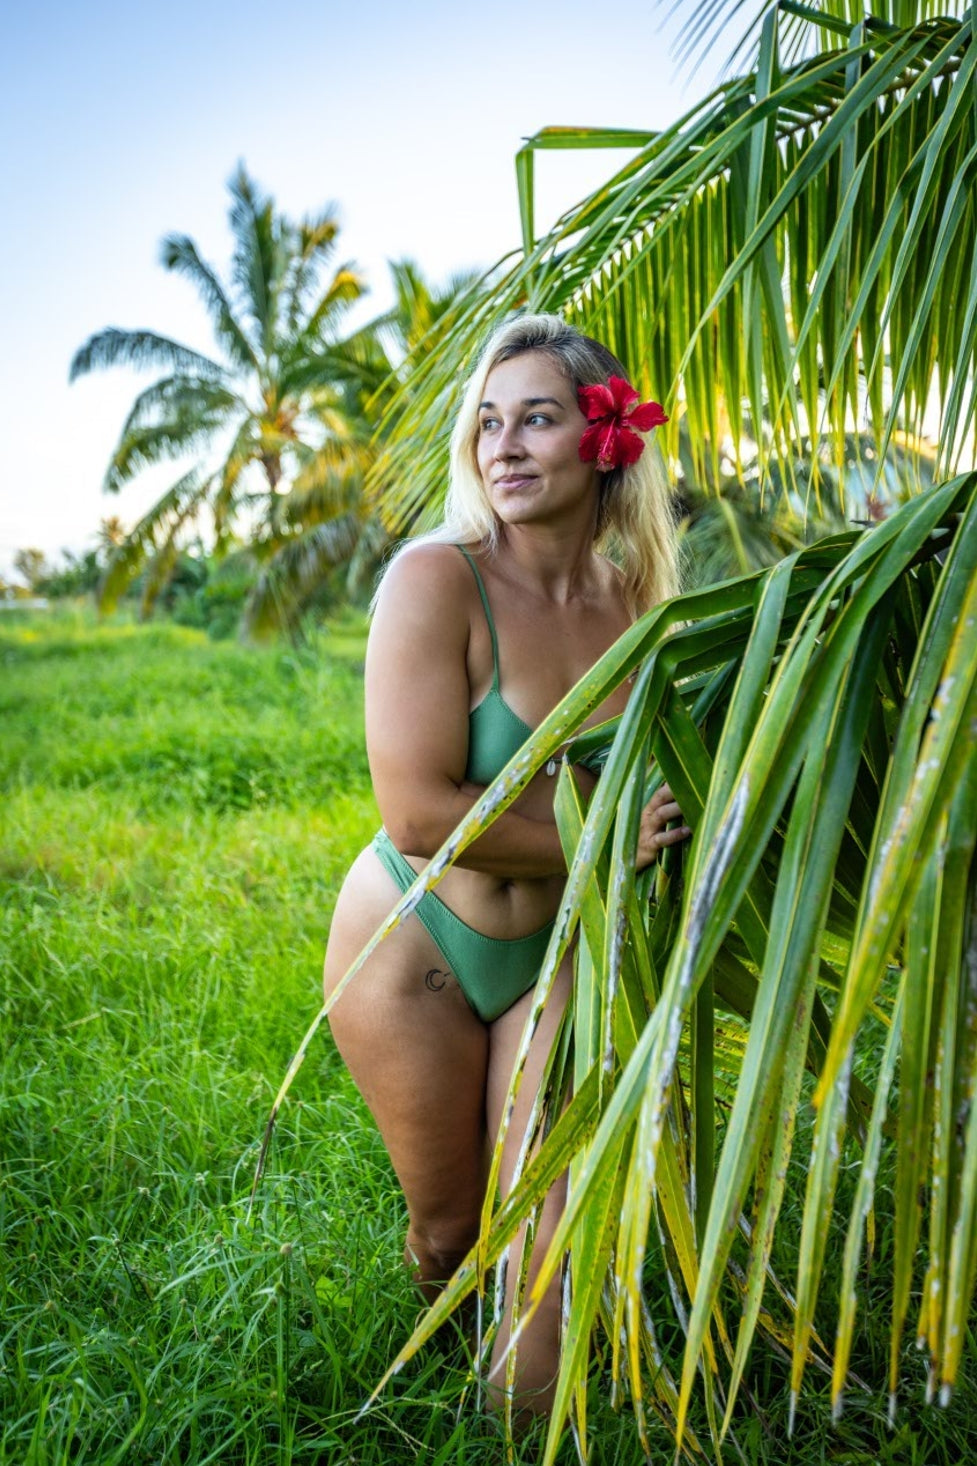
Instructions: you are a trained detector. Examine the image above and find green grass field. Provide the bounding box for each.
[3,609,976,1465]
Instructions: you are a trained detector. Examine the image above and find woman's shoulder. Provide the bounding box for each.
[374,539,481,615]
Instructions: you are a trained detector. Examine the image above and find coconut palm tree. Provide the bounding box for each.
[70,165,375,628]
[259,3,977,1458]
[240,258,489,635]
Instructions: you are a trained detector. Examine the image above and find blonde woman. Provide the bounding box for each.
[324,314,688,1417]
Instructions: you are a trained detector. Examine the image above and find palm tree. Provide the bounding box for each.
[240,258,489,634]
[70,165,375,629]
[258,4,977,1458]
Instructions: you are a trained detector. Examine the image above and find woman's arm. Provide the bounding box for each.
[365,544,566,879]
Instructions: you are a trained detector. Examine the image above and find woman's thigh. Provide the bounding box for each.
[486,955,573,1195]
[324,849,491,1235]
[483,958,573,1403]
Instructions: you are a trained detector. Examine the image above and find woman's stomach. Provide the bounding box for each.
[396,763,598,939]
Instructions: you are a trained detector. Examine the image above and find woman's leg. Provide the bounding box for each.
[484,956,574,1418]
[324,849,490,1297]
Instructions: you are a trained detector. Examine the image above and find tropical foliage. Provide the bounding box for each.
[70,166,377,634]
[370,0,976,535]
[266,469,977,1459]
[240,257,489,631]
[678,426,938,585]
[254,1,977,1459]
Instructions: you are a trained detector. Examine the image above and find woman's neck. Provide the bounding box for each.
[492,521,603,604]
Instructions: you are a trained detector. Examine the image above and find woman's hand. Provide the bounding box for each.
[636,783,691,871]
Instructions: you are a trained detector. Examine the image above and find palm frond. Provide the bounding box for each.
[377,259,488,358]
[212,420,263,547]
[98,467,214,611]
[284,437,373,525]
[372,8,975,532]
[673,0,966,77]
[104,393,242,493]
[103,426,211,495]
[69,328,225,383]
[116,375,242,441]
[227,163,282,357]
[299,264,367,342]
[285,206,342,329]
[282,335,392,404]
[160,233,258,371]
[242,516,365,638]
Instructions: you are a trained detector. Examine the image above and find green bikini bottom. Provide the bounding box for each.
[371,829,555,1023]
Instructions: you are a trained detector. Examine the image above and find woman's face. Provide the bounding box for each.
[475,352,600,529]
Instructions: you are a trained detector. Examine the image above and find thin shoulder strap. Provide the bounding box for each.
[455,545,501,691]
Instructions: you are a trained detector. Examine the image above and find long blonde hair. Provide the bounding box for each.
[425,313,679,613]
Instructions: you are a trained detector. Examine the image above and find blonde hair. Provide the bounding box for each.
[423,313,679,613]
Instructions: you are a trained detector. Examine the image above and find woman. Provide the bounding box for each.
[324,314,688,1417]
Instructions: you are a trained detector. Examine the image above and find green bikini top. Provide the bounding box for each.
[456,544,617,784]
[457,546,533,786]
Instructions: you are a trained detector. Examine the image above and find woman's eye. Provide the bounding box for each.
[527,413,551,426]
[479,416,499,433]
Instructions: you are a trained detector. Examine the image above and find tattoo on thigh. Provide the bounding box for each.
[424,968,449,993]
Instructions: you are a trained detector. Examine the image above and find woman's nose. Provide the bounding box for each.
[495,420,525,459]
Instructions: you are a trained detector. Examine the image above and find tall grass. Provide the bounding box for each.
[2,610,975,1464]
[2,613,465,1464]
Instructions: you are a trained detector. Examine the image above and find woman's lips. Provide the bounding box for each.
[494,474,537,489]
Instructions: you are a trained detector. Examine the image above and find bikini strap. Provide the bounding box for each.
[455,545,501,692]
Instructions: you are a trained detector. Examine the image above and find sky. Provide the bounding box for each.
[0,0,737,580]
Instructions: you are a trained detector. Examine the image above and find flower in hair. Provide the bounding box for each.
[577,376,668,472]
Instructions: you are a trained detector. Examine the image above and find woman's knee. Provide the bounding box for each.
[406,1213,480,1283]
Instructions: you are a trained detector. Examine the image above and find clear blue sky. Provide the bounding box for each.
[0,0,735,577]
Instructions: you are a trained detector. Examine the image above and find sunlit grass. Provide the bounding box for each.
[0,614,595,1464]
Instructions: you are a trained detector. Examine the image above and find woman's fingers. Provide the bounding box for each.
[635,782,692,870]
[656,822,692,847]
[647,784,688,831]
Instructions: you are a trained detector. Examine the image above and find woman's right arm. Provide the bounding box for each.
[365,545,566,879]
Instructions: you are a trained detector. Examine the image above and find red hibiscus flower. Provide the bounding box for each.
[577,375,668,472]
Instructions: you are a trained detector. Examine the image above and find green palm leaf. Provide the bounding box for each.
[160,233,258,371]
[242,516,365,638]
[68,328,224,383]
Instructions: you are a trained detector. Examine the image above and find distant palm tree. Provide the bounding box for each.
[358,258,489,536]
[240,258,488,635]
[70,165,374,627]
